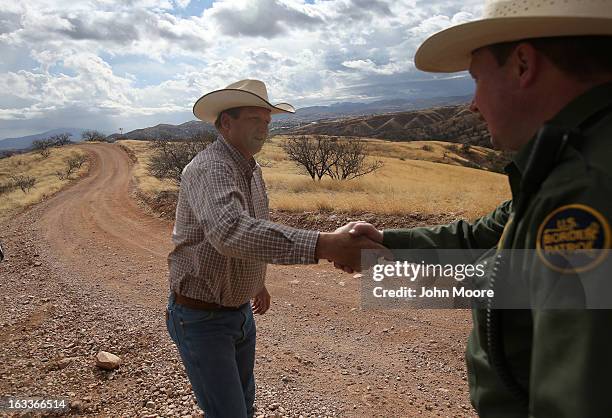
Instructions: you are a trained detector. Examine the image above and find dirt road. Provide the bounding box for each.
[0,143,475,417]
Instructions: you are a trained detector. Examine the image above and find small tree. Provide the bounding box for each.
[148,131,215,185]
[32,139,54,158]
[50,133,72,146]
[10,175,36,193]
[326,139,383,180]
[82,130,106,142]
[280,135,338,181]
[282,135,383,181]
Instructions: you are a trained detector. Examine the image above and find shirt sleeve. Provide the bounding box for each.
[523,175,612,417]
[382,200,512,256]
[182,160,319,264]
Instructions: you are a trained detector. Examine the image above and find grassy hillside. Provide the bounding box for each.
[289,105,493,147]
[0,145,90,223]
[121,136,510,220]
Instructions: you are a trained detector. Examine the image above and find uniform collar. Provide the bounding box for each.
[217,134,257,177]
[504,81,612,198]
[547,81,612,131]
[504,139,535,199]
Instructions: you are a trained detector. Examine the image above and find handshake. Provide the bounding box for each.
[315,221,392,273]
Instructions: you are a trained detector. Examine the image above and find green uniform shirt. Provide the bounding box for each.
[383,82,612,418]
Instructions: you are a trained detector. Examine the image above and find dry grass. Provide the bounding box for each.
[0,145,90,223]
[118,140,177,195]
[263,136,509,219]
[123,136,510,220]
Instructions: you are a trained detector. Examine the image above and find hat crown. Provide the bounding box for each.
[483,0,612,19]
[225,79,270,102]
[192,79,294,123]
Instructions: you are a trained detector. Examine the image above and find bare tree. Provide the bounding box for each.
[50,133,72,146]
[32,139,54,158]
[280,135,338,181]
[9,175,36,193]
[326,139,383,180]
[82,130,106,142]
[148,131,215,185]
[282,135,383,181]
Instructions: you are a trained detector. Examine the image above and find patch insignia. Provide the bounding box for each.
[537,204,611,273]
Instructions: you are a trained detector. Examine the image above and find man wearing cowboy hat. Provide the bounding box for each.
[165,79,388,417]
[340,0,612,416]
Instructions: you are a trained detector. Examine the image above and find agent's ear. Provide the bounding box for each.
[513,42,539,88]
[220,112,232,131]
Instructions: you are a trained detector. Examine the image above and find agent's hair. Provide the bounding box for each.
[486,36,612,81]
[214,107,242,131]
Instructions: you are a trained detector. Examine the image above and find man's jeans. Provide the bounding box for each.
[166,293,256,418]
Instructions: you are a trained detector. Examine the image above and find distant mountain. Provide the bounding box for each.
[271,95,472,129]
[288,104,492,147]
[106,120,215,141]
[108,95,474,141]
[0,128,87,150]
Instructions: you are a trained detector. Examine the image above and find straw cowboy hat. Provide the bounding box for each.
[415,0,612,73]
[193,79,295,123]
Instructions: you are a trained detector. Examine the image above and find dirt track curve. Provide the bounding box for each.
[0,143,475,417]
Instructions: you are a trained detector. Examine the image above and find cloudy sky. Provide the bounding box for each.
[0,0,482,139]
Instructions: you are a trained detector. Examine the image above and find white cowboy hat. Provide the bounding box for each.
[415,0,612,73]
[193,79,295,123]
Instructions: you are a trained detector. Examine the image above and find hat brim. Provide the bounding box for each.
[193,89,295,123]
[415,16,612,73]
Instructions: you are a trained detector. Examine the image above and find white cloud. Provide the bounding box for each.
[342,59,403,75]
[0,0,481,138]
[173,0,192,8]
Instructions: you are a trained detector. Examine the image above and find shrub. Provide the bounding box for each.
[445,143,461,153]
[421,144,434,152]
[82,130,107,142]
[49,133,72,146]
[55,153,88,180]
[9,175,36,193]
[32,139,54,158]
[147,131,215,185]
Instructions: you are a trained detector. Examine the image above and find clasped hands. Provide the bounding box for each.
[315,221,391,273]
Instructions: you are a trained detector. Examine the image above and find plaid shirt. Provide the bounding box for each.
[168,135,319,307]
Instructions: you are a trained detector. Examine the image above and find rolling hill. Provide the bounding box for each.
[287,104,492,147]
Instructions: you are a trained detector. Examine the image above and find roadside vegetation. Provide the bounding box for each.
[120,135,510,219]
[0,145,90,223]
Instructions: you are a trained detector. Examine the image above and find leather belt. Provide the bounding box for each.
[173,291,241,311]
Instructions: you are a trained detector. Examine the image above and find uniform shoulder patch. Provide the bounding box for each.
[536,204,611,273]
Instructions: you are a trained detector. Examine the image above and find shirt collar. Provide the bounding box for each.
[217,134,257,177]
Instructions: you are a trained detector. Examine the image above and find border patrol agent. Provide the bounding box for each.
[340,0,612,416]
